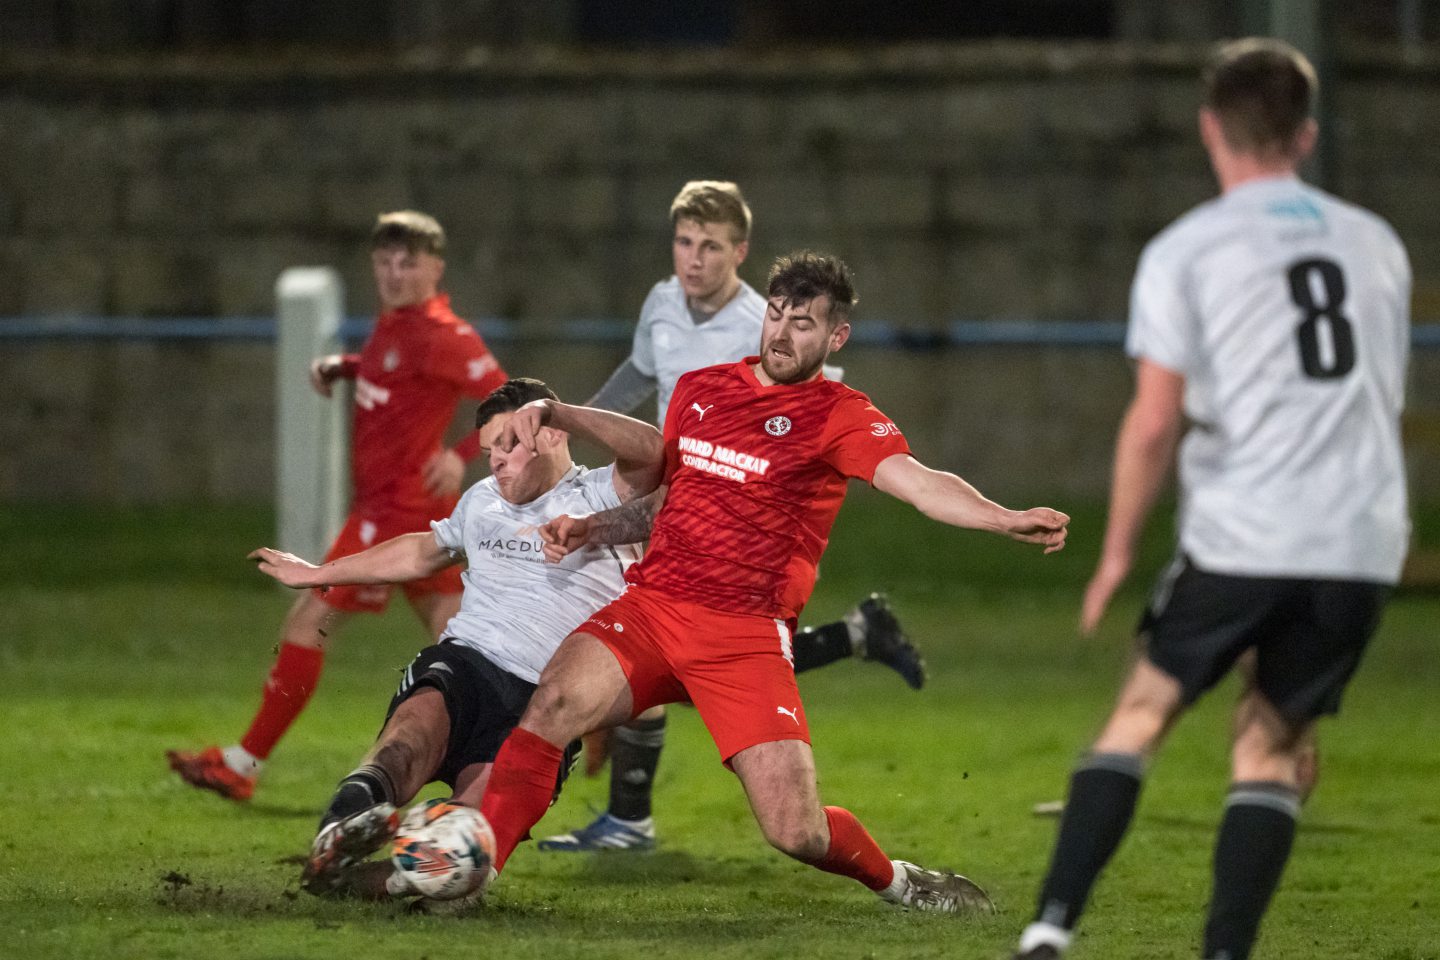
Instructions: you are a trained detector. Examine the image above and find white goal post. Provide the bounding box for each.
[274,267,349,562]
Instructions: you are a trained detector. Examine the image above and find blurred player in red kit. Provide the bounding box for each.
[168,210,508,801]
[477,251,1069,912]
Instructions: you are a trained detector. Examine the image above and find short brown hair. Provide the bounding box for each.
[767,251,857,326]
[669,181,752,243]
[371,210,446,256]
[1203,38,1317,155]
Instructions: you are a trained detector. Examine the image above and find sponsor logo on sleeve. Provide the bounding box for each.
[870,421,902,437]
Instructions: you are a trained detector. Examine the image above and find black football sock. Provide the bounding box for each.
[792,621,853,674]
[608,715,666,821]
[1034,752,1145,930]
[1201,781,1300,960]
[319,763,397,831]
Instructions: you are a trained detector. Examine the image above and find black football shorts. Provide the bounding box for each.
[1139,554,1390,724]
[384,640,578,794]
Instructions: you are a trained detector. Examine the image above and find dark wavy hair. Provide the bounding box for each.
[766,251,857,327]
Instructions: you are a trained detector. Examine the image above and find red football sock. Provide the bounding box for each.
[480,727,565,872]
[239,642,325,760]
[813,806,896,891]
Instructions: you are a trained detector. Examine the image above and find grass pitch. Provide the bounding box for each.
[1,495,1437,959]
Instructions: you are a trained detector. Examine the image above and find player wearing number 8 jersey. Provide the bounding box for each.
[475,251,1069,914]
[1015,38,1410,960]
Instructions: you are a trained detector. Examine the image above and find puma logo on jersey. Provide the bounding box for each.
[776,706,799,725]
[691,402,714,420]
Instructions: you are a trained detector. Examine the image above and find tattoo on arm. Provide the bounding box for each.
[590,488,664,545]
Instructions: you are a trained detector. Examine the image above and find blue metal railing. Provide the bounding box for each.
[1,315,1438,349]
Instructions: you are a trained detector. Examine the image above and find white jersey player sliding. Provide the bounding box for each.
[247,378,665,900]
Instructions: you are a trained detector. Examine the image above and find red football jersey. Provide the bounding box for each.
[627,358,911,620]
[346,294,507,517]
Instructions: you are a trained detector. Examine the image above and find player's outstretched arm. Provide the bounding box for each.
[872,454,1069,554]
[539,485,668,563]
[249,532,456,590]
[1081,359,1185,635]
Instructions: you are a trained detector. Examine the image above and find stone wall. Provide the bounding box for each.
[2,43,1438,503]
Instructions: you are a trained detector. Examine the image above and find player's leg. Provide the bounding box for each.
[1017,655,1185,957]
[302,689,447,895]
[1200,688,1309,960]
[729,738,991,912]
[304,644,463,895]
[539,703,663,852]
[480,631,636,872]
[167,588,352,801]
[1236,648,1320,801]
[1201,578,1386,960]
[791,593,926,689]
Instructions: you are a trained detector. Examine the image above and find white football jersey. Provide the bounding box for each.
[632,276,767,427]
[1128,175,1411,583]
[430,464,640,682]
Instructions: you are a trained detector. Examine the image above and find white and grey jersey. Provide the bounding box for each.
[631,276,767,426]
[1128,175,1411,583]
[429,464,640,682]
[627,275,845,427]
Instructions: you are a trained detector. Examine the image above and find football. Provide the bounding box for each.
[391,799,497,901]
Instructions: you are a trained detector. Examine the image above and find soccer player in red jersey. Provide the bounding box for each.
[168,211,509,802]
[477,252,1069,912]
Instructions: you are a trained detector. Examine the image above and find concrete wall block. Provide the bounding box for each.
[524,174,618,231]
[414,172,520,235]
[945,238,1048,318]
[842,236,947,327]
[319,173,417,232]
[111,239,216,315]
[212,236,341,315]
[124,175,219,233]
[220,172,322,230]
[20,162,119,233]
[20,240,111,314]
[944,175,1047,230]
[743,174,839,235]
[500,235,611,320]
[840,173,934,229]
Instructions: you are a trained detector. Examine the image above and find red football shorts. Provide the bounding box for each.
[574,585,809,764]
[314,510,463,613]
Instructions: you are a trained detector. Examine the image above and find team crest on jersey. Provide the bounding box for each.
[383,349,401,372]
[765,416,792,437]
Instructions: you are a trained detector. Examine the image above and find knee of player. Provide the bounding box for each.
[520,681,583,735]
[759,819,828,862]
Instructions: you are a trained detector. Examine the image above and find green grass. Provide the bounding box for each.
[1,496,1437,959]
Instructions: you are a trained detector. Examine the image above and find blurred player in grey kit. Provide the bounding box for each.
[1014,38,1410,960]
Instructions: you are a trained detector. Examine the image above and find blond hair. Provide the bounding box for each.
[370,210,446,256]
[669,181,752,243]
